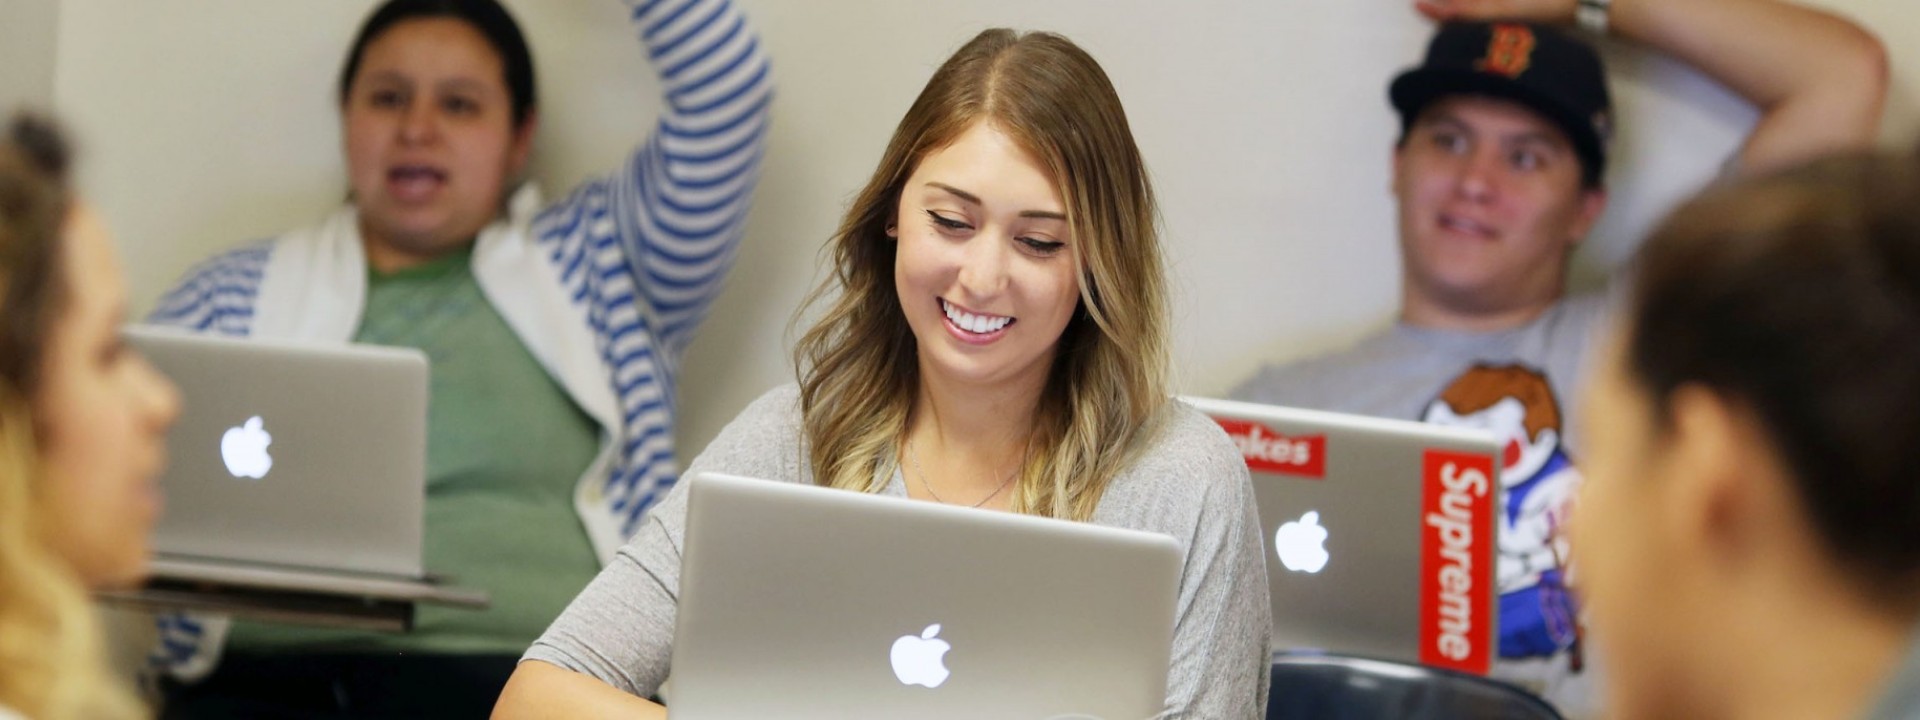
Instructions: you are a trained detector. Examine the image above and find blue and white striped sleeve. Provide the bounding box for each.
[143,243,272,337]
[610,0,772,363]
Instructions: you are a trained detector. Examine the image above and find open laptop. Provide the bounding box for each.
[127,325,428,580]
[1184,396,1502,676]
[669,471,1183,720]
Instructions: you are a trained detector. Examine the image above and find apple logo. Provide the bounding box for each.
[1274,510,1330,573]
[889,623,952,688]
[220,416,274,480]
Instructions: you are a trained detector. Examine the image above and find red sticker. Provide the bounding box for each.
[1214,418,1327,479]
[1420,449,1496,675]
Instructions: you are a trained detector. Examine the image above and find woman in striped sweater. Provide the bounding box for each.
[149,0,770,716]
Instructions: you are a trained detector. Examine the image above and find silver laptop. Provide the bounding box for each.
[128,325,427,580]
[1185,396,1501,676]
[670,472,1182,720]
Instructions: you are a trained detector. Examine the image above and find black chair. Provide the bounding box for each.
[1266,652,1564,720]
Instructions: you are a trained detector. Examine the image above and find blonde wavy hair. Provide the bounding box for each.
[0,114,146,720]
[794,29,1170,521]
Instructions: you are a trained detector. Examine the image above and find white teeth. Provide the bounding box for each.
[941,300,1011,334]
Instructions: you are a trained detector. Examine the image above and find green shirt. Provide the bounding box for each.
[227,246,604,655]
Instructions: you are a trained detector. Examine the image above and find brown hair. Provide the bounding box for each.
[0,113,73,402]
[1626,151,1920,603]
[0,113,146,720]
[793,29,1169,520]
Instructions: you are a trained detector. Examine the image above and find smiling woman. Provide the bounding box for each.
[497,28,1271,719]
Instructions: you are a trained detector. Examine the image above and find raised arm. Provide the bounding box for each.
[1417,0,1888,173]
[609,0,772,363]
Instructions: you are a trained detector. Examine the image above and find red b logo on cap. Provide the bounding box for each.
[1476,24,1536,79]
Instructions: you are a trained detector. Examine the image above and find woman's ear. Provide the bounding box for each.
[507,110,541,180]
[1662,384,1780,573]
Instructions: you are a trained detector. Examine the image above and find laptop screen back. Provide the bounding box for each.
[130,326,428,579]
[670,472,1183,719]
[1187,396,1501,675]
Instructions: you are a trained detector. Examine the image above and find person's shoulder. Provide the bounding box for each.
[1535,291,1615,345]
[749,383,801,415]
[716,384,803,443]
[1156,401,1248,478]
[685,383,805,480]
[1558,291,1612,325]
[176,239,277,282]
[1114,402,1250,503]
[147,239,280,326]
[1230,330,1397,407]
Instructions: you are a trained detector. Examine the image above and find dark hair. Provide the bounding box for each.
[0,112,73,404]
[337,0,537,128]
[1626,152,1920,601]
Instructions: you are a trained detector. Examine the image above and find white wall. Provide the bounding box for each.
[0,0,60,111]
[47,0,1920,463]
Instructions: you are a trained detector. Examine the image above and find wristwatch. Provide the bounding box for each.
[1576,0,1612,35]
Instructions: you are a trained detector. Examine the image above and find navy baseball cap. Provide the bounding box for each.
[1390,22,1612,187]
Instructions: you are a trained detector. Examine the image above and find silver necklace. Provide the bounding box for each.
[905,436,1020,509]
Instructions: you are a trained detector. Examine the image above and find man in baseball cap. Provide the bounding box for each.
[1236,1,1886,716]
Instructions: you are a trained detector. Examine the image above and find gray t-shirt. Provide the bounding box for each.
[524,385,1273,718]
[1231,293,1612,717]
[1232,294,1608,446]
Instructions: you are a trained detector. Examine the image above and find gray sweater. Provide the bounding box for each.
[525,385,1273,717]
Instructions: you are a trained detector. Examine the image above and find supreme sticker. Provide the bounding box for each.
[1420,449,1496,675]
[1214,418,1326,478]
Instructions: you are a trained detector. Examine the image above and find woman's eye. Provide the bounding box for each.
[1018,237,1066,256]
[926,210,970,231]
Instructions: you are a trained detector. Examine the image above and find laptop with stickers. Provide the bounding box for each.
[1185,396,1502,676]
[669,471,1182,719]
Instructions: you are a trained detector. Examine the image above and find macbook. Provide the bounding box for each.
[128,325,428,580]
[1185,396,1502,676]
[669,471,1183,719]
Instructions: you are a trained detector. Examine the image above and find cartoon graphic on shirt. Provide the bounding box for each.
[1424,364,1581,664]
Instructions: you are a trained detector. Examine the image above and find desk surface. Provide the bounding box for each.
[98,557,489,632]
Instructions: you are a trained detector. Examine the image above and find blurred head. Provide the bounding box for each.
[796,29,1168,520]
[1388,22,1610,322]
[337,0,538,268]
[0,112,168,720]
[0,117,178,589]
[1576,153,1920,717]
